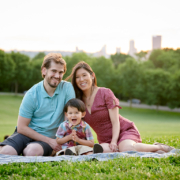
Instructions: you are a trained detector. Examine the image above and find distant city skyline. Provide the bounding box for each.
[0,0,180,54]
[5,35,162,59]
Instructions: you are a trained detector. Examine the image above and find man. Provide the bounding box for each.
[0,53,75,156]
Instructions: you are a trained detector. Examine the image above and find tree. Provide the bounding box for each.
[91,56,115,90]
[0,50,15,91]
[149,49,164,68]
[149,49,180,73]
[135,50,148,61]
[167,71,180,108]
[27,59,43,88]
[116,57,142,107]
[10,52,30,93]
[110,53,131,68]
[64,52,92,79]
[32,52,46,61]
[140,69,171,109]
[175,48,180,55]
[156,51,179,72]
[163,48,174,52]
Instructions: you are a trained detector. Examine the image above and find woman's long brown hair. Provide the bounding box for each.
[66,61,97,99]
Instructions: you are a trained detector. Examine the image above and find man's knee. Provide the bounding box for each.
[0,145,18,155]
[23,144,44,156]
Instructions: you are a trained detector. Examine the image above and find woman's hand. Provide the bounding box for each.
[109,141,118,152]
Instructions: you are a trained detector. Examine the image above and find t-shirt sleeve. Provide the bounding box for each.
[85,124,94,141]
[56,122,66,138]
[65,82,75,104]
[104,88,122,110]
[19,91,36,119]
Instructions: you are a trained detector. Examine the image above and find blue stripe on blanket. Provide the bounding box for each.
[0,149,179,165]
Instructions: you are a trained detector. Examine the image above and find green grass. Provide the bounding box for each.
[0,156,180,179]
[119,107,180,138]
[0,96,22,141]
[0,95,180,179]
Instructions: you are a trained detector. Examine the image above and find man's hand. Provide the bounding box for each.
[48,139,62,152]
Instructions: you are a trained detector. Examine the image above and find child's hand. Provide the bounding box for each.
[72,133,79,142]
[69,130,77,141]
[72,130,76,135]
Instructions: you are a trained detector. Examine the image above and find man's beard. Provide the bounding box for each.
[47,78,61,88]
[48,82,58,88]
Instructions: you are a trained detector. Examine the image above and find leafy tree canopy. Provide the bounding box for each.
[32,52,46,61]
[110,53,131,68]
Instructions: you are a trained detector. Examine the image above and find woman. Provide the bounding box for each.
[66,61,174,153]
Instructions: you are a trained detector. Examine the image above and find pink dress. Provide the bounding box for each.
[84,87,142,144]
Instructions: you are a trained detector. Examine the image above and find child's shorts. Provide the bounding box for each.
[56,145,93,156]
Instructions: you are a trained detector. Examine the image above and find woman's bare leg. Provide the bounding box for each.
[118,139,173,152]
[100,143,114,153]
[82,152,93,155]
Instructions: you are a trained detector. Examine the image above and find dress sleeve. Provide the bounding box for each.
[104,88,122,109]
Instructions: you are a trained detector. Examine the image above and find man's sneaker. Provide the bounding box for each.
[65,149,76,155]
[93,144,103,154]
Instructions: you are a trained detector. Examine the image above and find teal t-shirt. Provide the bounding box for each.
[19,80,75,138]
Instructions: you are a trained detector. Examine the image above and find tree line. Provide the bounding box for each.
[0,48,180,109]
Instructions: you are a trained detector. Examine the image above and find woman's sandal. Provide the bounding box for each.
[153,142,174,152]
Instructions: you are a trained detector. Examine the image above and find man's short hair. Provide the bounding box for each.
[41,53,67,78]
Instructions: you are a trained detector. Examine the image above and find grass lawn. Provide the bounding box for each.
[0,95,180,179]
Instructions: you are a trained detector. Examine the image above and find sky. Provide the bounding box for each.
[0,0,180,54]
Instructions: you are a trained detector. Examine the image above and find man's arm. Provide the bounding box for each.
[17,115,62,152]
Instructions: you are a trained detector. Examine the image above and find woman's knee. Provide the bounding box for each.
[118,140,136,152]
[23,144,44,156]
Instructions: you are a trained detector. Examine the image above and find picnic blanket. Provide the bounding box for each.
[0,149,179,165]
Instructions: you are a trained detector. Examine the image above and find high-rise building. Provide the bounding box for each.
[116,47,121,54]
[96,45,108,58]
[152,35,162,50]
[128,40,137,57]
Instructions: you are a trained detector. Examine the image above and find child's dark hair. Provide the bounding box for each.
[63,98,86,113]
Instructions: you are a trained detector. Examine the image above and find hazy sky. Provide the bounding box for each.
[0,0,180,54]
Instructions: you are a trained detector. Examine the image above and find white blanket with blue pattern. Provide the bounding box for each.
[0,149,179,164]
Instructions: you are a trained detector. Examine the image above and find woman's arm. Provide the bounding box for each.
[108,104,120,152]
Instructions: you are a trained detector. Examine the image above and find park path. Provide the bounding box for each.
[120,102,180,113]
[0,92,180,113]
